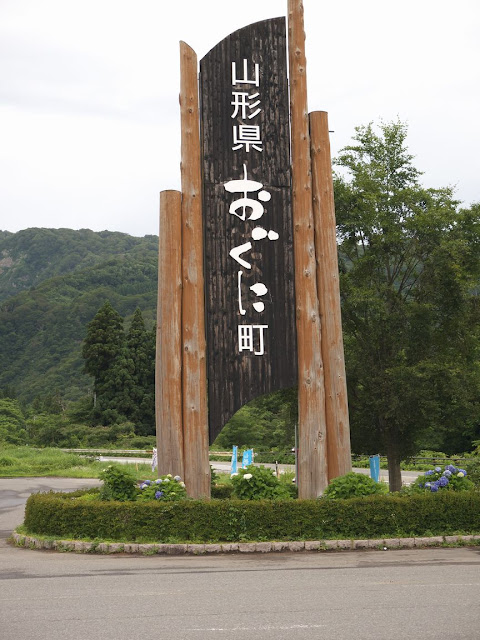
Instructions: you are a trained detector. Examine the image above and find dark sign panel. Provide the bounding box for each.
[200,17,297,443]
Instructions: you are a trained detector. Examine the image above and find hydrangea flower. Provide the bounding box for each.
[140,483,148,489]
[459,469,467,476]
[155,479,163,484]
[457,472,465,478]
[163,478,170,483]
[435,466,442,473]
[243,473,253,480]
[174,475,182,482]
[424,482,431,488]
[144,480,152,485]
[438,476,449,487]
[443,470,452,477]
[430,484,439,492]
[155,491,164,499]
[425,470,434,476]
[179,481,186,488]
[445,465,457,473]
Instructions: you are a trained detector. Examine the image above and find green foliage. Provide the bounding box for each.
[213,387,297,451]
[279,471,298,498]
[137,475,187,501]
[98,465,138,501]
[335,120,480,489]
[463,458,480,487]
[124,310,155,433]
[24,490,480,543]
[211,483,235,499]
[0,398,27,444]
[230,464,292,500]
[323,472,388,499]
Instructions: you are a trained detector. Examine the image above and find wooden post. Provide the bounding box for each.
[156,190,184,478]
[310,111,352,480]
[288,0,328,497]
[179,41,210,498]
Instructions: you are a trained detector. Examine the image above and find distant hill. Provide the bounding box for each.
[0,228,158,401]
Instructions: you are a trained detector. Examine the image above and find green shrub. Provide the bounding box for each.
[23,490,480,543]
[211,483,234,499]
[0,455,16,467]
[230,464,292,500]
[323,472,388,499]
[98,465,137,501]
[279,471,298,498]
[463,459,480,488]
[137,474,187,501]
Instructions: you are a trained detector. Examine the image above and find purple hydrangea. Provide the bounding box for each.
[430,484,439,492]
[459,469,467,476]
[155,479,163,484]
[425,470,434,476]
[435,467,442,473]
[445,465,457,473]
[444,470,452,477]
[438,476,449,487]
[144,480,152,486]
[155,491,164,499]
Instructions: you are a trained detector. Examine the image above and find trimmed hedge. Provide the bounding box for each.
[23,490,480,543]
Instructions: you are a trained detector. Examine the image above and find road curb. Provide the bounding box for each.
[11,532,480,555]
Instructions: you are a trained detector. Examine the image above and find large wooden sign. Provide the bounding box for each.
[199,18,297,443]
[156,1,351,499]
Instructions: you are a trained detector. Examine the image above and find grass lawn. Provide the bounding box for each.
[0,446,160,482]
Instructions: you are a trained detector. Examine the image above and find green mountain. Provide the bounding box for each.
[0,228,158,401]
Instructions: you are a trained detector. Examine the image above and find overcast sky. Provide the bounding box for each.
[1,0,478,237]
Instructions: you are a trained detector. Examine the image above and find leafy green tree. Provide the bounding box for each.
[213,387,297,450]
[124,309,155,434]
[82,301,129,425]
[334,120,480,490]
[0,398,27,444]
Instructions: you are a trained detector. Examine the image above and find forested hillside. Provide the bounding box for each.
[0,229,158,401]
[0,228,158,303]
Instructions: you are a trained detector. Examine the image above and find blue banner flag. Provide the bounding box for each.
[231,445,238,475]
[242,449,253,469]
[369,455,380,482]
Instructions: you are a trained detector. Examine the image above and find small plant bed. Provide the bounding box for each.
[17,463,480,549]
[22,488,480,545]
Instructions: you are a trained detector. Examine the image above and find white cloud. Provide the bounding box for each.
[0,0,479,236]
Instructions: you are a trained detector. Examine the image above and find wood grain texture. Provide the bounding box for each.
[310,111,352,480]
[180,42,210,498]
[288,0,328,497]
[156,190,184,479]
[200,18,297,443]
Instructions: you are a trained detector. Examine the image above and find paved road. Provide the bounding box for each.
[1,478,480,640]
